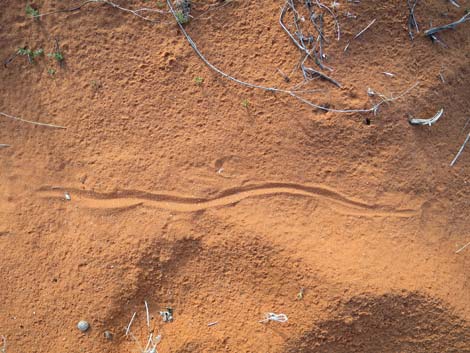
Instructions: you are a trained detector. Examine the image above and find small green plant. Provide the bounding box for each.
[175,11,189,24]
[241,99,250,109]
[48,51,64,63]
[47,68,56,76]
[194,76,204,85]
[156,1,165,8]
[17,47,44,63]
[91,80,102,91]
[25,4,40,19]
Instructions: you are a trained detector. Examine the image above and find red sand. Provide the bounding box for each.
[1,0,470,352]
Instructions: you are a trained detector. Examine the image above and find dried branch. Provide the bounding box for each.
[281,1,336,79]
[424,12,470,37]
[450,132,470,167]
[279,4,306,54]
[314,0,341,40]
[408,108,444,126]
[3,52,19,67]
[0,112,66,129]
[407,0,419,40]
[300,55,341,87]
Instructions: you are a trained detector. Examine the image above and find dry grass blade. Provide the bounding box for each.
[144,300,150,330]
[456,240,470,253]
[450,132,470,167]
[1,336,6,353]
[125,312,137,336]
[354,18,377,39]
[0,112,66,129]
[0,144,11,148]
[344,19,376,52]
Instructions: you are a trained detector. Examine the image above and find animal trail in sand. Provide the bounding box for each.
[37,182,418,217]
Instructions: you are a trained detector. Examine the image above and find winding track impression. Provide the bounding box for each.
[37,182,418,217]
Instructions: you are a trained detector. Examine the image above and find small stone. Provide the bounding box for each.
[77,320,90,332]
[104,330,113,340]
[64,192,71,201]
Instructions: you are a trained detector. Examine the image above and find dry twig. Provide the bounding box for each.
[144,300,150,329]
[345,18,376,52]
[424,12,470,37]
[0,112,65,129]
[408,108,444,126]
[3,52,19,67]
[125,312,137,336]
[34,0,168,22]
[450,132,470,167]
[407,0,419,40]
[32,0,228,24]
[456,240,470,253]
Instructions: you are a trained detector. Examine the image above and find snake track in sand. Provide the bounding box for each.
[37,182,418,217]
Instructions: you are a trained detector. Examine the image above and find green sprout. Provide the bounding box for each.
[175,11,189,24]
[25,5,40,19]
[241,99,250,109]
[48,51,64,63]
[194,76,204,85]
[17,47,44,63]
[156,1,165,8]
[47,68,56,76]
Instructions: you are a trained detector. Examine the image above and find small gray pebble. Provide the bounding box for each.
[77,320,90,332]
[104,330,113,340]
